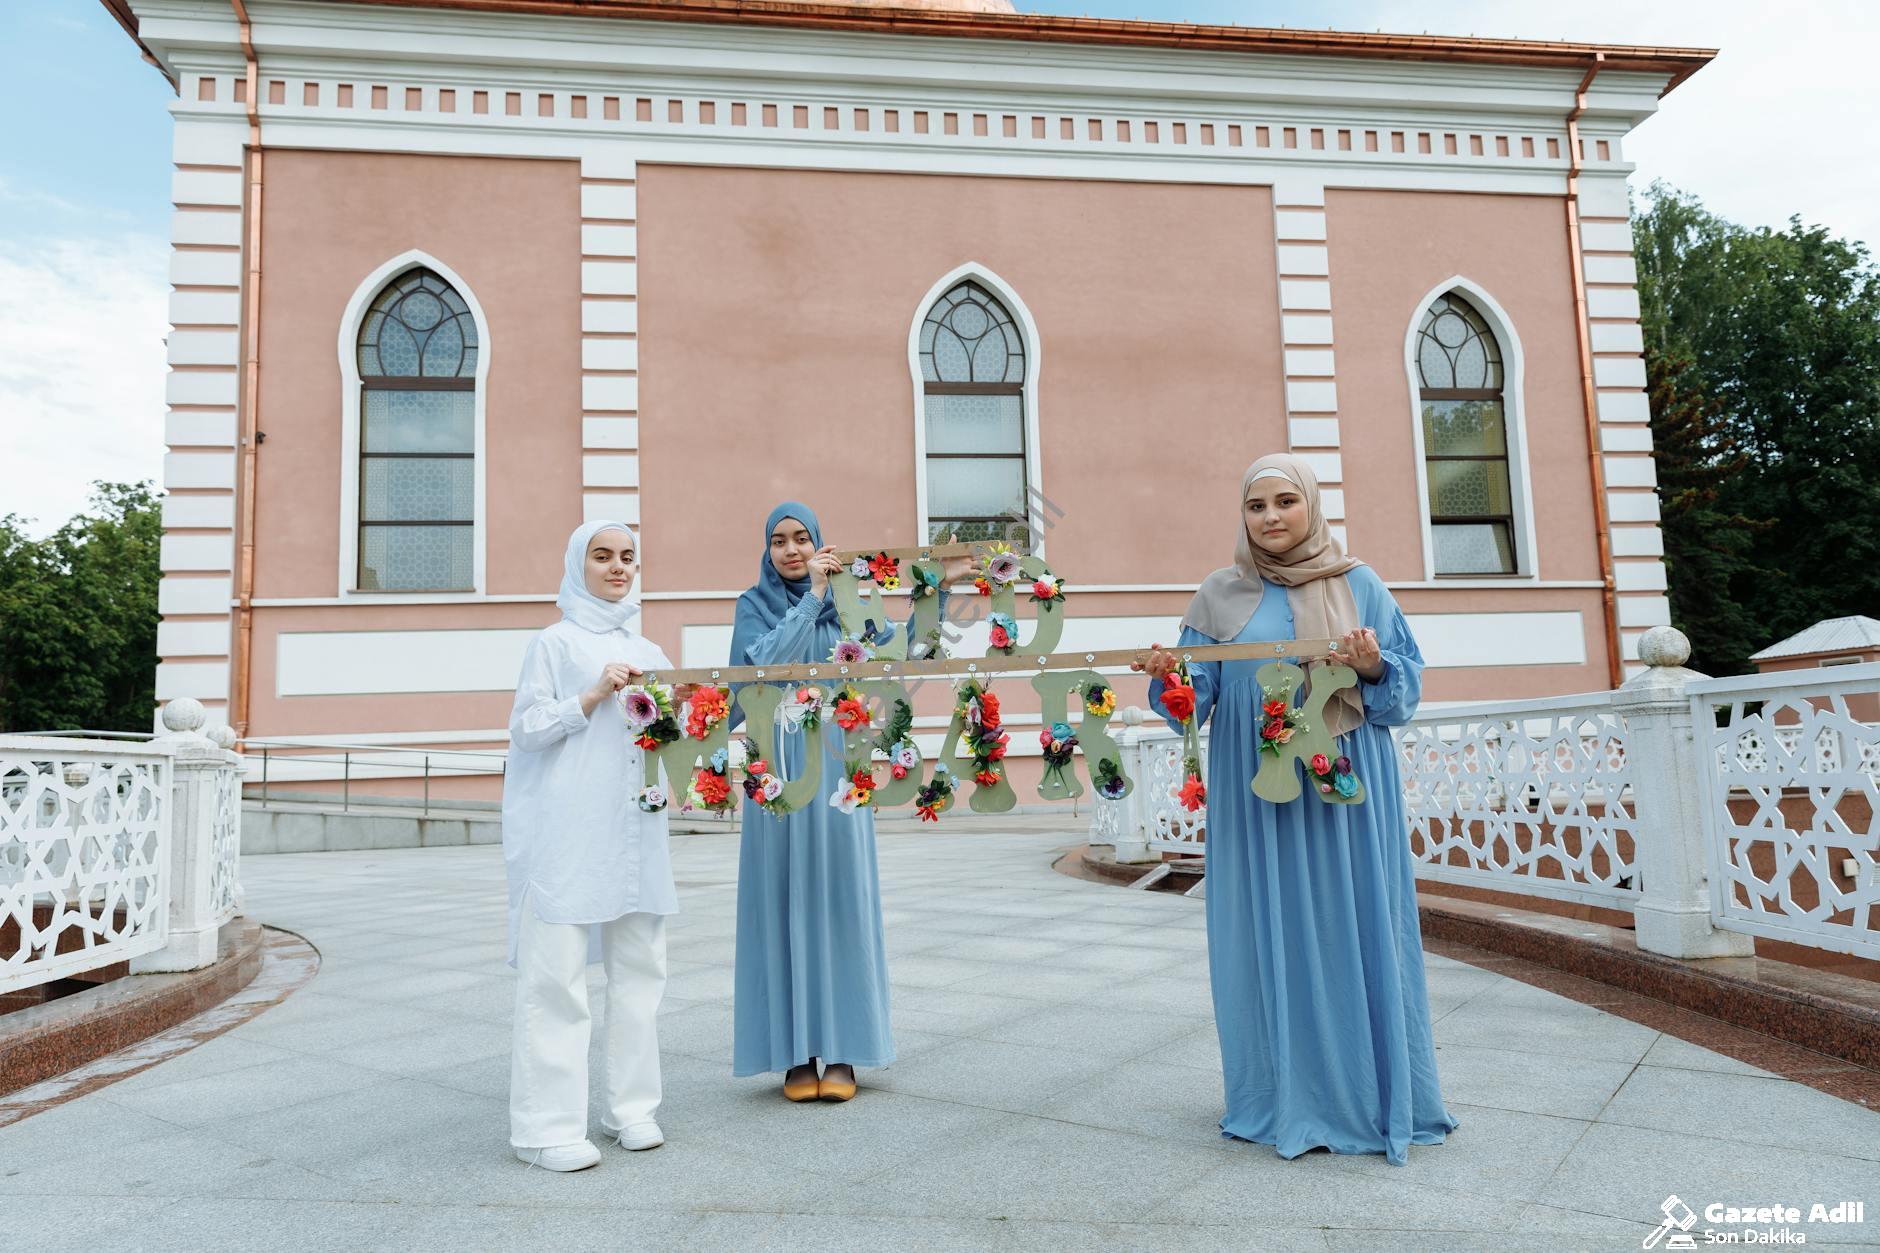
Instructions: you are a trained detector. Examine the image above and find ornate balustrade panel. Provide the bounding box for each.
[208,754,243,923]
[1135,727,1208,854]
[1690,664,1880,958]
[1397,695,1640,909]
[0,737,173,994]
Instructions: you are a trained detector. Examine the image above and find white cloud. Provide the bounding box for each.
[1363,0,1879,253]
[0,233,169,535]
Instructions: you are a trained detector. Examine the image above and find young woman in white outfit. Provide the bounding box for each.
[503,520,680,1172]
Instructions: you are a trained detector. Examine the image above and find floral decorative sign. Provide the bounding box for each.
[618,543,1359,820]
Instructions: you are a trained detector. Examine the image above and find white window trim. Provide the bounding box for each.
[335,250,492,599]
[907,262,1046,559]
[1402,276,1540,582]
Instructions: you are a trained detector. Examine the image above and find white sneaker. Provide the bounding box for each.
[612,1121,664,1151]
[514,1141,602,1172]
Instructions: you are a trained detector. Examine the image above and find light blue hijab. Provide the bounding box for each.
[556,519,641,634]
[731,501,840,657]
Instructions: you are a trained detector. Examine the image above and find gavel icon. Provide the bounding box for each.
[1644,1195,1698,1249]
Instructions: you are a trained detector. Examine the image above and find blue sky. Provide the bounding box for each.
[2,0,1875,534]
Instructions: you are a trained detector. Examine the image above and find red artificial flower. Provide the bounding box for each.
[693,770,731,806]
[1311,753,1331,776]
[978,692,1002,727]
[917,803,939,822]
[834,697,870,731]
[1032,579,1056,600]
[1039,729,1055,746]
[974,577,991,596]
[974,769,999,787]
[750,760,769,775]
[1177,774,1207,812]
[988,742,1007,762]
[1159,681,1196,724]
[891,764,908,780]
[988,624,1011,649]
[634,733,659,751]
[851,768,876,792]
[1263,699,1288,718]
[685,686,729,739]
[1261,719,1284,740]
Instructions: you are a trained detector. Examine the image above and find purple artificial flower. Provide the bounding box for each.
[987,551,1021,584]
[621,690,659,728]
[1334,756,1352,775]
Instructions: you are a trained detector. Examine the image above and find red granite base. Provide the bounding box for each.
[1418,894,1880,1076]
[0,918,265,1100]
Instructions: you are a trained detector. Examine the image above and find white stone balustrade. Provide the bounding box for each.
[0,700,246,993]
[1091,626,1880,961]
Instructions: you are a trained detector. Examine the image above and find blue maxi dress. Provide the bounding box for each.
[732,588,931,1076]
[1149,563,1457,1164]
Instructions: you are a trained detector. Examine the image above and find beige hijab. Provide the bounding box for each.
[1180,452,1365,739]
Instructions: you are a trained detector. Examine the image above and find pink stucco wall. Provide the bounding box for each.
[635,164,1285,604]
[244,150,580,736]
[229,154,1622,779]
[1326,187,1611,696]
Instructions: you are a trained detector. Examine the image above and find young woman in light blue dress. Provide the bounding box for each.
[1136,453,1457,1165]
[728,501,963,1101]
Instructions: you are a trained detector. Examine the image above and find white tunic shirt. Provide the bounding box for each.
[501,619,678,964]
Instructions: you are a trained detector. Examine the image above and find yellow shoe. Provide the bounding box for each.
[818,1063,857,1102]
[783,1063,820,1102]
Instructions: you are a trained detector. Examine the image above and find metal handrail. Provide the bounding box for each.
[14,728,159,740]
[250,742,506,817]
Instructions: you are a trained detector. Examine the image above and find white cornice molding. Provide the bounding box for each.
[131,0,1670,130]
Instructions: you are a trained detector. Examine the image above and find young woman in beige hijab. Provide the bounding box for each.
[1134,453,1457,1166]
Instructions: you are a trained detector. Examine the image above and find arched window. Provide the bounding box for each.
[1415,292,1515,575]
[918,280,1029,545]
[354,268,478,590]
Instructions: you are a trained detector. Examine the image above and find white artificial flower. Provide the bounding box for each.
[761,775,784,802]
[828,785,858,815]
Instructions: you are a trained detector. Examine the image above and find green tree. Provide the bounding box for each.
[0,482,162,732]
[1634,183,1880,672]
[1645,346,1771,671]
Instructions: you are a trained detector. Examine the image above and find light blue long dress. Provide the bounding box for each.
[731,587,901,1074]
[1149,564,1457,1164]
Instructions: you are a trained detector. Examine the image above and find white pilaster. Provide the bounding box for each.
[1274,181,1345,548]
[156,116,245,725]
[1578,171,1672,659]
[580,155,641,531]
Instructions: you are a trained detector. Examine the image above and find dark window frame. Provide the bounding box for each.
[919,281,1030,544]
[355,268,479,593]
[1416,294,1516,577]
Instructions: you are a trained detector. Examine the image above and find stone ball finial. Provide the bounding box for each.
[161,698,207,734]
[208,725,238,750]
[1638,625,1692,669]
[1121,704,1145,727]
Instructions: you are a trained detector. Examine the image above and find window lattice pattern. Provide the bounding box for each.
[356,268,476,591]
[358,270,478,378]
[920,281,1029,546]
[1416,291,1515,575]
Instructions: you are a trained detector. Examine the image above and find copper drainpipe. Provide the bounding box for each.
[1565,53,1625,689]
[230,0,264,736]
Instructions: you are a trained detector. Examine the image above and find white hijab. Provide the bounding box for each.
[556,520,642,634]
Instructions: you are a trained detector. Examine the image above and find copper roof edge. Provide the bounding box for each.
[105,0,1717,95]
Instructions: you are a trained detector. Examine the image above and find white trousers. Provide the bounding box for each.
[510,900,667,1149]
